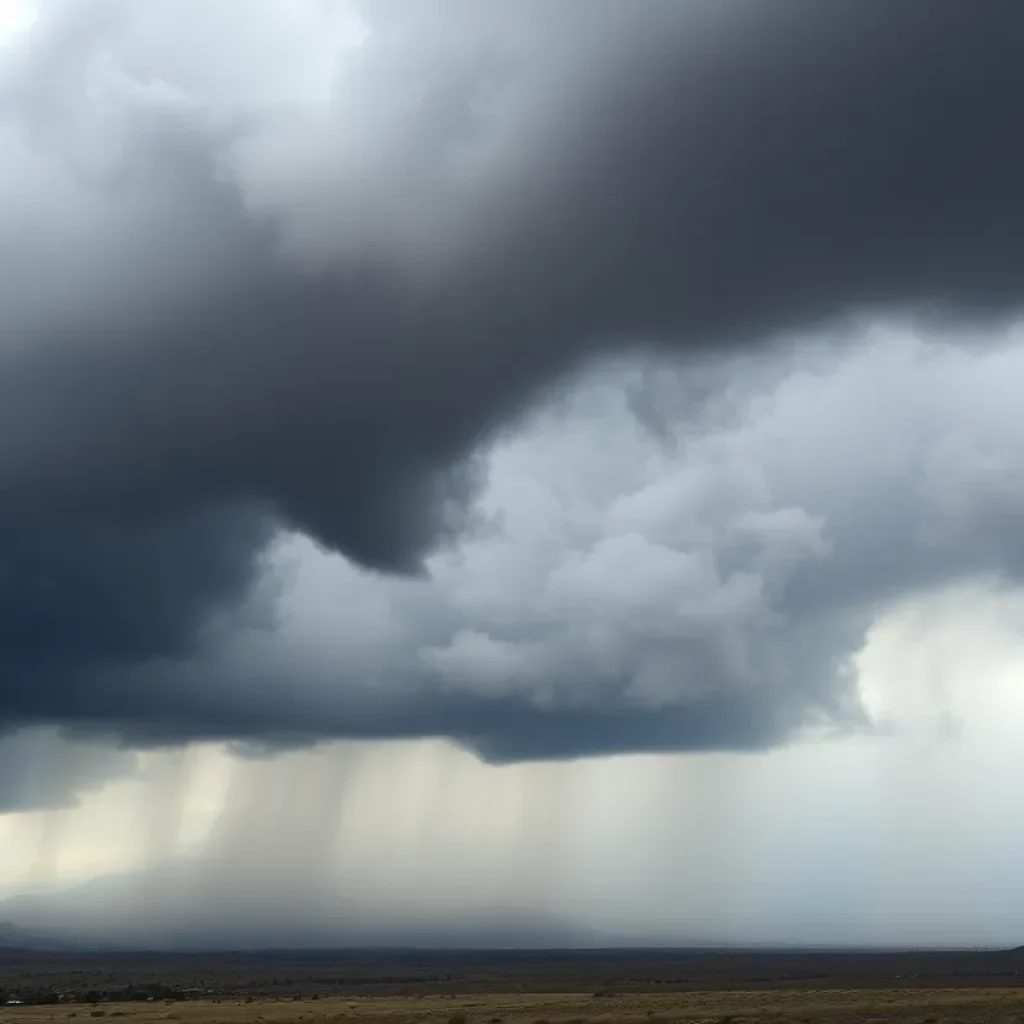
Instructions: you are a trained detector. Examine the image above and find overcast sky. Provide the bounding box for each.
[3,0,1024,950]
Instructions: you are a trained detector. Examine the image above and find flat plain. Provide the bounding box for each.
[6,989,1024,1024]
[4,949,1024,1024]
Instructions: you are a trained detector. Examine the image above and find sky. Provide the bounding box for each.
[3,0,1024,950]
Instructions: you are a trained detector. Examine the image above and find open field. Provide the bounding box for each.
[4,949,1024,1024]
[5,949,1024,999]
[6,989,1024,1024]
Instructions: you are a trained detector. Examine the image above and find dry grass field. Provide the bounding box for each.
[6,989,1024,1024]
[5,949,1024,1024]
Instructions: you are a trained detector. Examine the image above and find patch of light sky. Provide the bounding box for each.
[0,0,34,46]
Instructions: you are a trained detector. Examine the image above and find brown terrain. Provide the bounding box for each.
[3,949,1024,1023]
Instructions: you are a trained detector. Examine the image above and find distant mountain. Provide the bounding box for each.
[0,919,74,952]
[0,858,603,952]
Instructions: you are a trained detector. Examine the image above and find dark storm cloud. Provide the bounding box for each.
[0,728,138,812]
[0,508,270,669]
[2,0,1024,775]
[5,0,1024,561]
[0,506,272,736]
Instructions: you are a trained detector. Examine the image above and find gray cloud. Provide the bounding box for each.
[0,506,273,739]
[2,0,1024,785]
[3,334,1019,772]
[0,728,138,813]
[4,1,1024,553]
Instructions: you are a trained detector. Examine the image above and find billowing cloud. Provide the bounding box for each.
[4,331,1023,768]
[2,1,1024,784]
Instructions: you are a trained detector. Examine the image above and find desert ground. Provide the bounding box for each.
[3,950,1024,1023]
[5,989,1024,1024]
